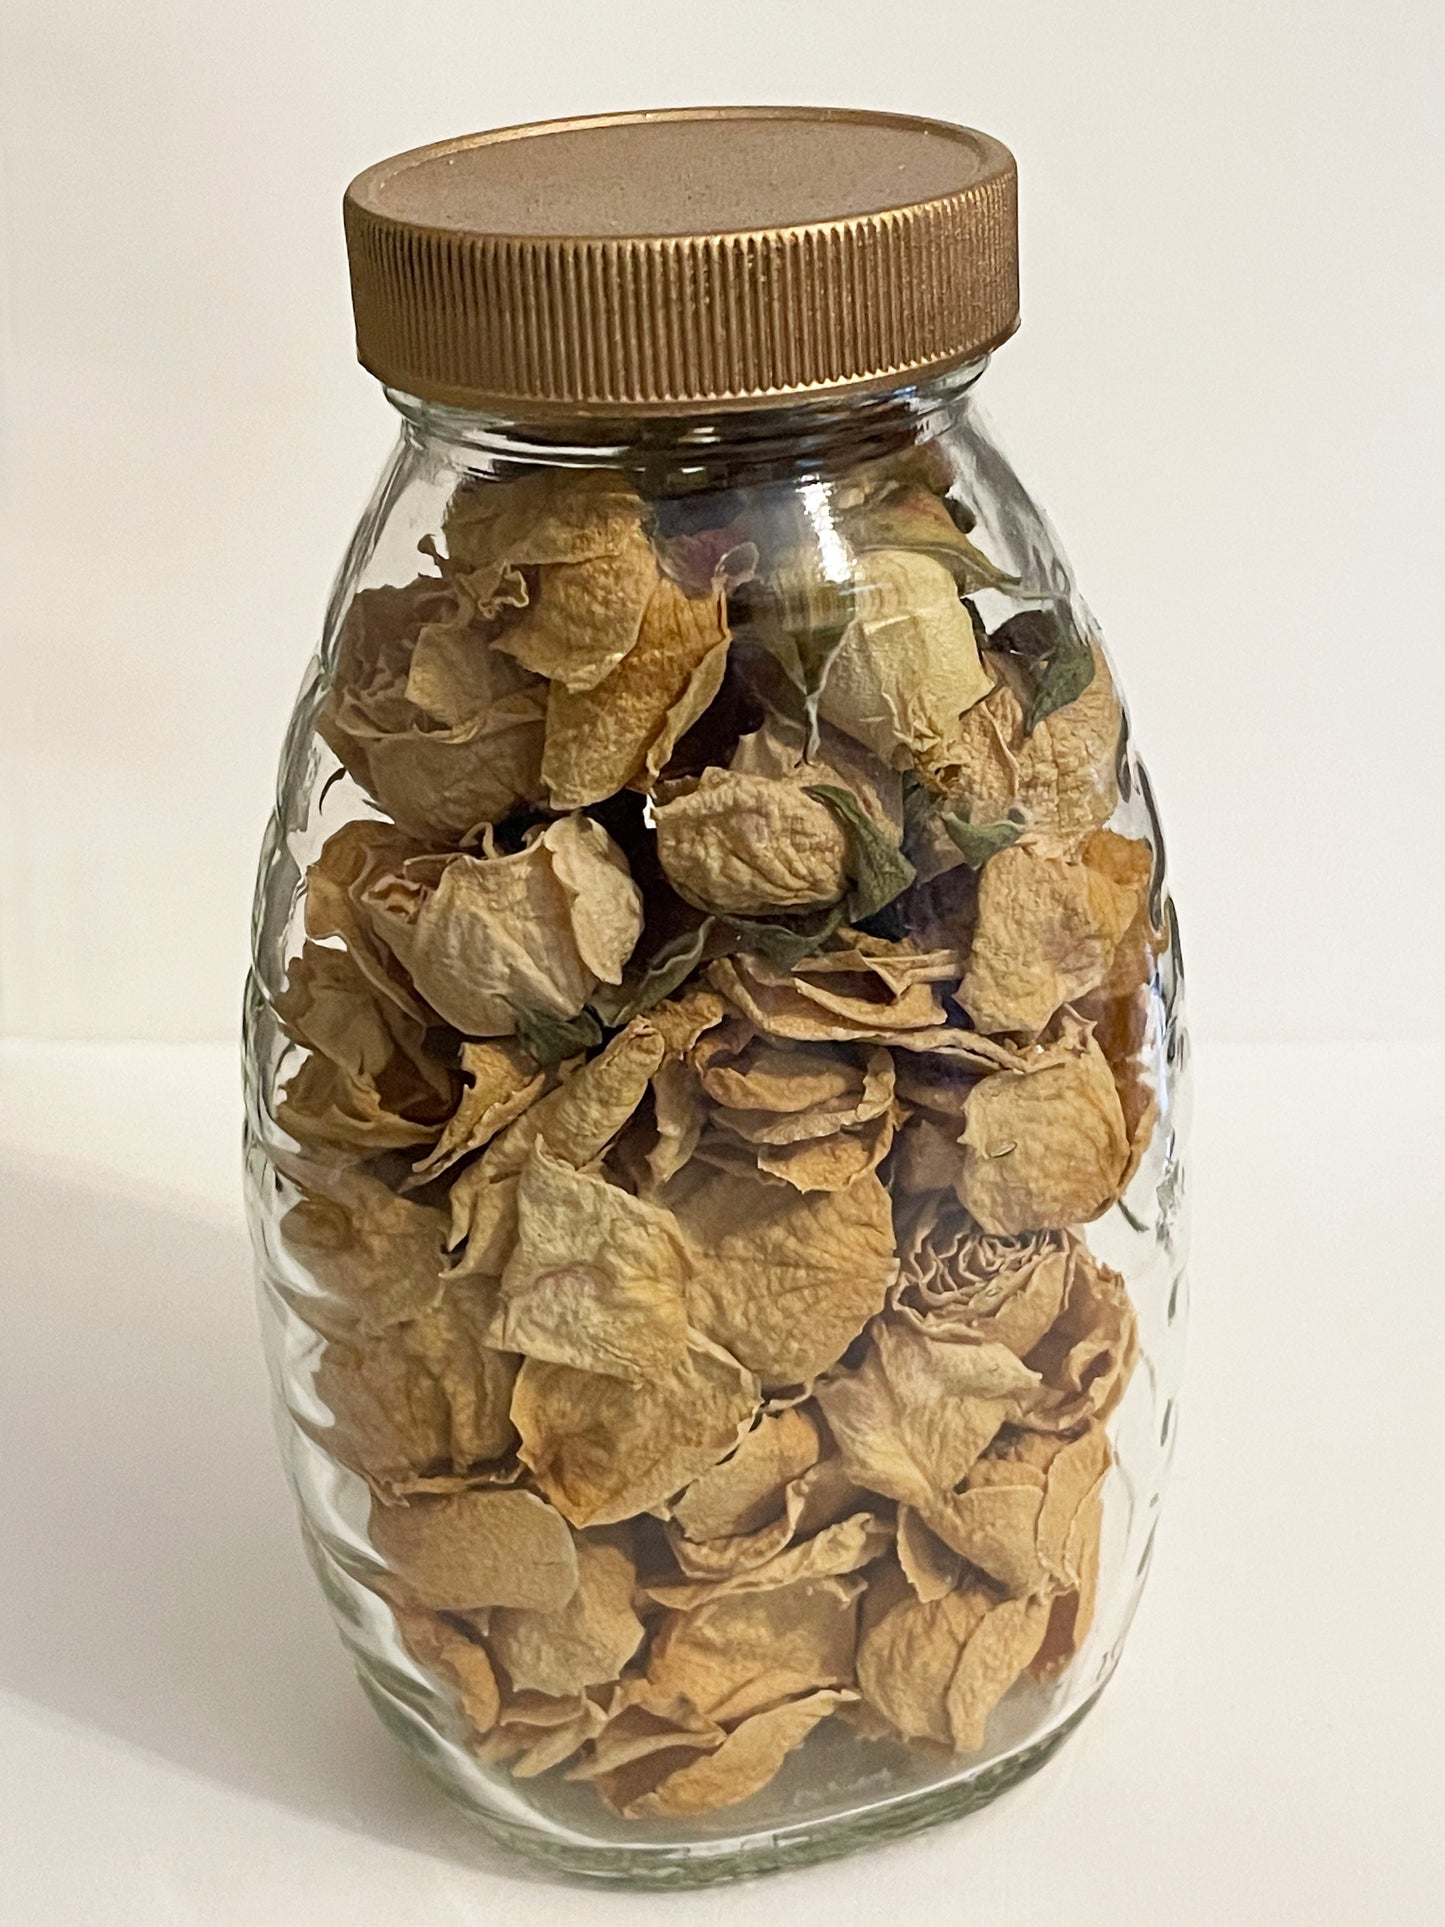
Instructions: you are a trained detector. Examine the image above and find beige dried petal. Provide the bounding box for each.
[276,940,455,1155]
[474,1688,610,1777]
[923,1480,1046,1595]
[488,1144,690,1380]
[303,819,435,1024]
[647,1057,706,1186]
[1033,1425,1112,1584]
[282,1169,447,1335]
[369,1488,578,1611]
[488,1538,644,1698]
[809,550,995,776]
[855,1586,990,1746]
[643,1576,860,1724]
[543,575,730,809]
[393,1606,501,1734]
[312,1286,518,1493]
[512,1335,759,1528]
[896,1507,965,1602]
[959,1020,1130,1234]
[496,518,662,692]
[1031,1482,1105,1679]
[816,1319,1041,1510]
[629,1691,849,1817]
[665,1449,864,1580]
[667,1164,898,1388]
[411,1038,545,1182]
[706,953,951,1044]
[731,715,906,841]
[892,1115,968,1195]
[444,468,645,570]
[945,1593,1051,1751]
[655,768,850,916]
[960,835,1148,1034]
[670,1408,822,1542]
[648,1512,890,1607]
[944,644,1121,836]
[645,987,728,1057]
[754,1106,898,1192]
[842,482,1015,591]
[895,1209,1074,1359]
[445,1020,665,1277]
[317,577,548,839]
[695,1031,857,1114]
[364,815,642,1037]
[1023,1244,1139,1432]
[710,1048,893,1145]
[568,1681,723,1777]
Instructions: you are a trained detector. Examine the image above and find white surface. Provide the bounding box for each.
[1,1038,1440,1925]
[2,0,1444,1043]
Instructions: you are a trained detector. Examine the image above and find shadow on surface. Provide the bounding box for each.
[0,1156,531,1872]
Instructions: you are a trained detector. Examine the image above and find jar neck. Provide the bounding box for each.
[384,360,988,493]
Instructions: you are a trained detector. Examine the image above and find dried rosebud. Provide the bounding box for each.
[317,575,547,840]
[362,815,643,1037]
[655,768,851,916]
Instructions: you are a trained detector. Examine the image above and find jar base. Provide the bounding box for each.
[355,1665,1108,1889]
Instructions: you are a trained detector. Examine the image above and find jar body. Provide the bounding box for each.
[244,369,1188,1883]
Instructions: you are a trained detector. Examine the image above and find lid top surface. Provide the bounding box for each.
[351,107,1007,240]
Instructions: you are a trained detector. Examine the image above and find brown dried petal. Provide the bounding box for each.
[668,1164,898,1388]
[512,1335,759,1528]
[707,953,946,1043]
[488,1145,691,1380]
[670,1408,823,1542]
[655,768,850,916]
[369,1487,578,1611]
[895,1508,965,1602]
[646,1056,707,1186]
[648,1512,890,1607]
[816,1319,1041,1509]
[393,1607,502,1734]
[488,1538,644,1698]
[543,576,730,809]
[473,1688,610,1777]
[960,835,1148,1035]
[629,1691,849,1816]
[857,1583,1049,1752]
[281,1169,447,1335]
[1022,1249,1140,1432]
[959,1020,1130,1234]
[312,1286,518,1493]
[643,1576,860,1724]
[1031,1481,1105,1679]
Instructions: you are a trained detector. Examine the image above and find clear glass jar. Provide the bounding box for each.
[244,111,1187,1885]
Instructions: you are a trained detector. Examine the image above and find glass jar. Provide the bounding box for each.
[244,108,1188,1885]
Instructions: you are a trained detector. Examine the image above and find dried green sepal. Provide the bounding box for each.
[990,608,1096,737]
[514,1007,603,1069]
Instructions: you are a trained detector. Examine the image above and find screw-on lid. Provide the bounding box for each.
[344,106,1018,415]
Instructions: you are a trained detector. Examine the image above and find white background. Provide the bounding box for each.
[2,0,1443,1045]
[3,5,1444,1925]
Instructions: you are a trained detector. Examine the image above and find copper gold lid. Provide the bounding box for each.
[344,106,1018,415]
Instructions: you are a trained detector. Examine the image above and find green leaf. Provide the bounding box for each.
[723,905,844,970]
[513,1006,603,1069]
[989,607,1096,737]
[941,808,1024,869]
[606,920,717,1024]
[807,783,916,922]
